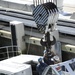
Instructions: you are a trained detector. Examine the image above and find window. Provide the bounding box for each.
[61,65,68,72]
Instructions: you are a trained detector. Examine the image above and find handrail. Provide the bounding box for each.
[0,45,22,60]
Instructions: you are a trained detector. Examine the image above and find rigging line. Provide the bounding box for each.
[27,27,33,54]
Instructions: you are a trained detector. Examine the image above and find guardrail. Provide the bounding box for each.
[0,46,22,60]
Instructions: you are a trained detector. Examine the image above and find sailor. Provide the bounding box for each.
[36,50,60,75]
[36,57,47,75]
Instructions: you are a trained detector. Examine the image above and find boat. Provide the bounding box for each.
[0,53,75,75]
[0,0,75,75]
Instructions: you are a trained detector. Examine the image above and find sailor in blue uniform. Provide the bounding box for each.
[36,50,60,75]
